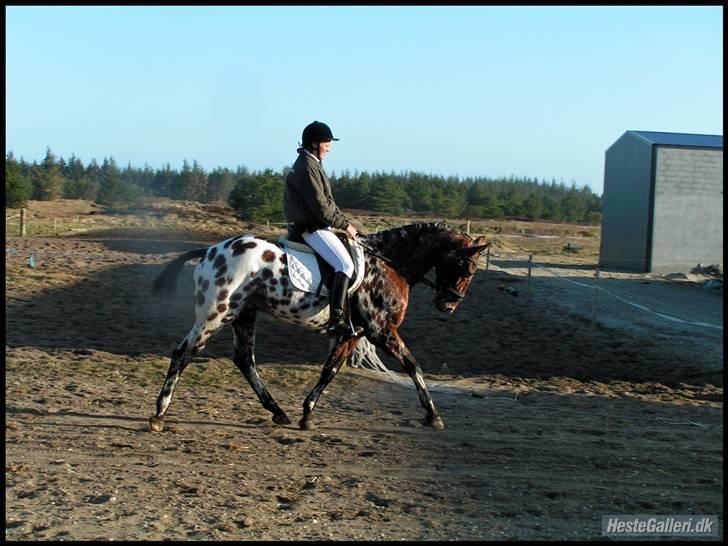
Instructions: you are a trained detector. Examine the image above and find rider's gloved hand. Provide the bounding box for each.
[345,223,359,240]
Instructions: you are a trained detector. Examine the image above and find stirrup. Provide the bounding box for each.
[327,312,363,338]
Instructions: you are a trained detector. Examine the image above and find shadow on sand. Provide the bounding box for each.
[6,237,722,388]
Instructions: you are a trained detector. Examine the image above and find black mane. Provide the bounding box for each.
[366,221,454,244]
[362,222,462,267]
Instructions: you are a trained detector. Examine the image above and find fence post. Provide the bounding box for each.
[591,269,600,330]
[485,246,491,272]
[266,219,270,231]
[466,220,471,236]
[20,208,27,237]
[53,217,58,234]
[526,254,533,301]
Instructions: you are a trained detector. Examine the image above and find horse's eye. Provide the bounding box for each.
[459,260,473,275]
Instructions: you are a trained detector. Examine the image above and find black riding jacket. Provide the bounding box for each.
[283,148,349,231]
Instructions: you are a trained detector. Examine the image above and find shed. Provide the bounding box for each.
[599,130,723,273]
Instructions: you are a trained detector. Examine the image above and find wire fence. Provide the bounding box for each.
[482,248,723,331]
[5,209,95,238]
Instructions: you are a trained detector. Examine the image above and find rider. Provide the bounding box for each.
[283,121,363,337]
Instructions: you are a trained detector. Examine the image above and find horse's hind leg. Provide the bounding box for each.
[375,331,445,429]
[231,308,291,425]
[149,317,224,431]
[149,334,197,432]
[299,337,360,431]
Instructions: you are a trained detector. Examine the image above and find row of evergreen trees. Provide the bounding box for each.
[5,148,240,210]
[230,169,601,224]
[6,148,601,224]
[329,171,601,223]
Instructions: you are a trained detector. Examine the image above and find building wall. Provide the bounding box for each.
[599,133,654,271]
[650,147,723,273]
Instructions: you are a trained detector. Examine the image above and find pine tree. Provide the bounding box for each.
[140,164,156,196]
[174,160,208,201]
[523,193,544,220]
[206,167,235,203]
[32,147,65,200]
[96,157,142,209]
[407,178,435,212]
[64,154,86,180]
[229,169,285,222]
[368,174,408,214]
[62,154,98,200]
[153,163,176,197]
[561,191,587,223]
[5,152,33,208]
[541,194,561,221]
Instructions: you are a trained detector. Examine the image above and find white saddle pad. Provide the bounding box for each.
[278,237,366,296]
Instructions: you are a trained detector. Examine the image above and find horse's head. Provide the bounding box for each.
[433,235,490,313]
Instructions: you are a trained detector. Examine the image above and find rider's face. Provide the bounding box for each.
[313,140,332,160]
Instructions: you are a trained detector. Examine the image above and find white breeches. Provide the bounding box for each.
[302,228,355,279]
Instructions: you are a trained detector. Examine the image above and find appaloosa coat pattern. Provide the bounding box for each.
[150,223,489,432]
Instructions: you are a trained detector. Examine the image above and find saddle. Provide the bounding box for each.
[277,235,365,297]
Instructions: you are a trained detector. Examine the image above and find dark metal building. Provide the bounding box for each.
[599,130,723,273]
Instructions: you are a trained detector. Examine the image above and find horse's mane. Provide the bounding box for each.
[363,221,464,264]
[369,221,455,241]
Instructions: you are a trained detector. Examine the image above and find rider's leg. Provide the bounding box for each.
[302,228,361,337]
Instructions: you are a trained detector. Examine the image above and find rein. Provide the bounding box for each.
[355,239,477,301]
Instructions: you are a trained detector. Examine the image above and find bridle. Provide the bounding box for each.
[355,239,484,302]
[436,254,482,301]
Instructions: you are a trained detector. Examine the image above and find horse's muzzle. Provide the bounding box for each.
[434,295,458,313]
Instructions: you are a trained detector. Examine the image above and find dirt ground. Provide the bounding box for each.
[4,201,723,540]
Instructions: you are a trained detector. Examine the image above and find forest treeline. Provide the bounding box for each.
[6,148,602,224]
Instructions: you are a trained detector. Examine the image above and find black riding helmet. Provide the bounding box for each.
[302,121,339,148]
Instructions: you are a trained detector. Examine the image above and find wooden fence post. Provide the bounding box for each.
[466,220,471,236]
[20,208,27,237]
[485,246,491,272]
[526,254,533,301]
[591,269,600,330]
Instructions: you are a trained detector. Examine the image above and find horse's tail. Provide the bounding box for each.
[152,248,208,298]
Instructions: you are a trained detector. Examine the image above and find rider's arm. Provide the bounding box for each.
[301,163,350,230]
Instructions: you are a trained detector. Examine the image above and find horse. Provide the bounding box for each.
[149,222,489,432]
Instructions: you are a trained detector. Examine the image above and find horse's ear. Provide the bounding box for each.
[456,237,490,257]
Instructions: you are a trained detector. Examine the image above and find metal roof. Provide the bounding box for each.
[628,130,723,149]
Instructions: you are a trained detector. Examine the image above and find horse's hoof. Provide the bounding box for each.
[299,418,316,431]
[273,413,292,425]
[428,415,446,430]
[149,416,164,432]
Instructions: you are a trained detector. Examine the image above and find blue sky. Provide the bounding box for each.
[5,6,723,195]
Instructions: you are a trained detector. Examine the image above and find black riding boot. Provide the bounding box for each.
[326,272,363,338]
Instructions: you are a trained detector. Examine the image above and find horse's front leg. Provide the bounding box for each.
[376,330,445,429]
[299,337,360,430]
[231,308,291,425]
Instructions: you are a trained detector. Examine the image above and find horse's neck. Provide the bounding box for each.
[368,226,450,280]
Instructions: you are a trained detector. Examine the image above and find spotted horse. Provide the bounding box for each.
[149,222,490,432]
